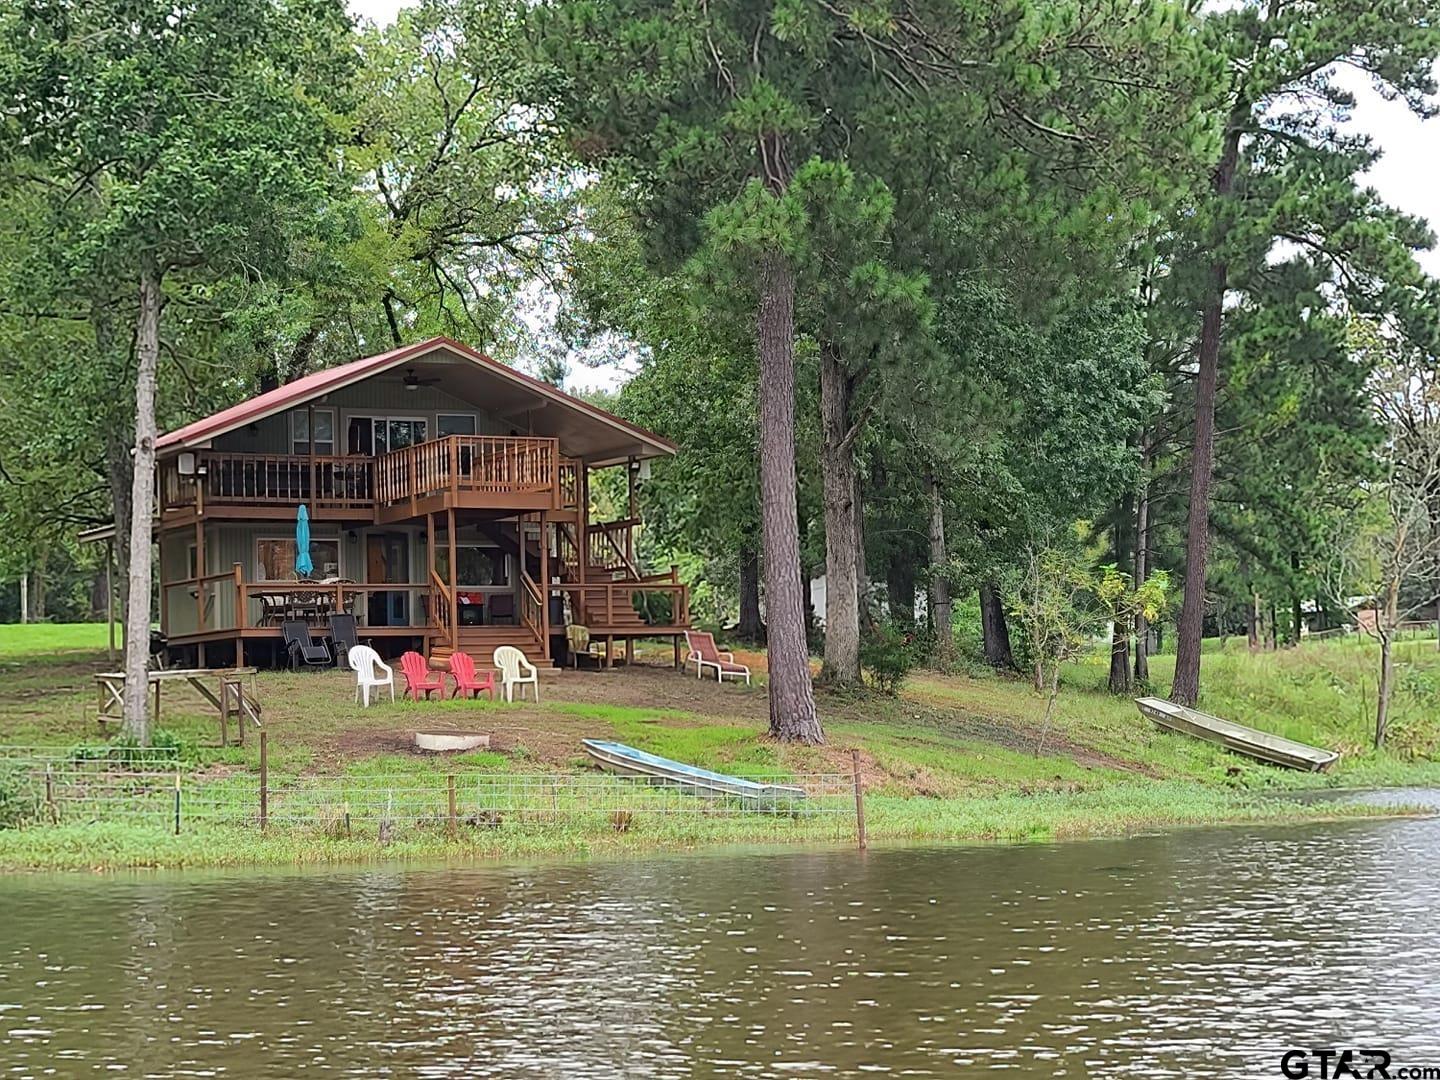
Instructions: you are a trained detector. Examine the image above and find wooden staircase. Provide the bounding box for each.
[430,625,550,670]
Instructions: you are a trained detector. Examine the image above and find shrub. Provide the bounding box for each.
[0,761,40,829]
[860,621,918,694]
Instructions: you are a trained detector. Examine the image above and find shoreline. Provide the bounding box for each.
[1,782,1425,874]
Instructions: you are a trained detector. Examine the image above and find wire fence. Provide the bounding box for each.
[0,745,860,841]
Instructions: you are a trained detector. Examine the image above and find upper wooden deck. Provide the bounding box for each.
[160,435,582,525]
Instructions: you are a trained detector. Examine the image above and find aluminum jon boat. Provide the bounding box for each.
[1135,696,1340,772]
[582,739,806,801]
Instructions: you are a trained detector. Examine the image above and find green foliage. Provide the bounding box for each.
[0,761,38,830]
[859,621,918,695]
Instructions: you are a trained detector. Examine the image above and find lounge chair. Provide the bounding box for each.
[448,652,496,699]
[328,614,361,668]
[399,650,446,701]
[348,644,394,707]
[283,620,331,669]
[494,645,539,702]
[684,630,751,685]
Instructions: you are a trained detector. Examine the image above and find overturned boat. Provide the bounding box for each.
[1136,696,1340,772]
[582,739,806,801]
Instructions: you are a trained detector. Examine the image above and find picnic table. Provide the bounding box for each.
[95,667,262,746]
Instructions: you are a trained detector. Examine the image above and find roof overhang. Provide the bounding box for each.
[156,337,676,467]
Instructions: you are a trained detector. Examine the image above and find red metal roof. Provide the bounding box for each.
[156,336,676,455]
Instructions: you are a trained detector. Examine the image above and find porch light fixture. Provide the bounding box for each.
[638,459,652,481]
[177,452,197,476]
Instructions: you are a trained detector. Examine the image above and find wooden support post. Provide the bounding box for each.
[577,461,588,587]
[539,511,550,660]
[153,679,161,723]
[307,402,317,506]
[426,512,436,656]
[673,634,681,671]
[447,773,458,839]
[219,678,230,748]
[259,729,269,831]
[625,638,634,666]
[195,517,205,634]
[447,508,459,644]
[626,459,637,569]
[234,562,247,628]
[105,539,116,665]
[605,635,613,669]
[851,748,867,850]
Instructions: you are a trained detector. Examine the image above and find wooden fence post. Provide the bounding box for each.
[259,729,269,832]
[851,749,867,851]
[447,774,458,838]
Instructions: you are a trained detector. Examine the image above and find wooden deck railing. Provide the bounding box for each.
[159,436,562,515]
[375,435,559,505]
[159,452,374,512]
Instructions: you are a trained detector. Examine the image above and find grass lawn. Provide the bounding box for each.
[1,625,1436,870]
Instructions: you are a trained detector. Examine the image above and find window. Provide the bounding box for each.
[291,409,335,455]
[185,543,198,580]
[437,413,478,437]
[435,545,509,587]
[345,416,427,456]
[256,537,341,581]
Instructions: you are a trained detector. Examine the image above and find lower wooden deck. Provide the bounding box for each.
[163,623,690,669]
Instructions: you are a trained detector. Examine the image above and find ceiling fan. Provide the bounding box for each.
[400,367,442,392]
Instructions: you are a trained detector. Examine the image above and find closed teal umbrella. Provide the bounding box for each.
[295,505,313,578]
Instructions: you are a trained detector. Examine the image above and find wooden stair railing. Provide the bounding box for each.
[429,570,455,651]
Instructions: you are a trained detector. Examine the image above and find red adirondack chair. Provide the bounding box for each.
[399,650,446,701]
[448,651,495,700]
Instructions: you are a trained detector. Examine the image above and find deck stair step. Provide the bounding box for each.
[430,626,552,670]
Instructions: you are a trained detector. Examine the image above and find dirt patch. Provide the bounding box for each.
[543,662,772,722]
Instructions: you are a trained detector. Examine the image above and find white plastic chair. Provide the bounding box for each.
[494,645,539,702]
[348,644,395,707]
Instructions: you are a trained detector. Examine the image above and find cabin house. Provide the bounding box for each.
[145,337,688,669]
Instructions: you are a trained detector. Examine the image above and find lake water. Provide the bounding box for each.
[3,803,1439,1076]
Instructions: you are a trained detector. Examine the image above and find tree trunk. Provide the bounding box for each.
[979,581,1015,670]
[818,341,861,686]
[888,559,916,629]
[854,471,871,630]
[94,295,134,632]
[1108,495,1132,693]
[1171,118,1245,708]
[1133,439,1151,685]
[737,542,765,643]
[1108,619,1131,694]
[1247,589,1260,652]
[1376,632,1393,749]
[30,556,46,622]
[927,474,952,664]
[1268,601,1278,651]
[1376,576,1400,748]
[122,263,163,744]
[756,247,821,743]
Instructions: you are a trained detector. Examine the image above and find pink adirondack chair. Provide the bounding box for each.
[684,631,751,685]
[448,651,495,700]
[399,650,445,701]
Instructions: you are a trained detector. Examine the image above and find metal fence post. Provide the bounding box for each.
[259,729,269,831]
[851,749,867,851]
[173,771,182,835]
